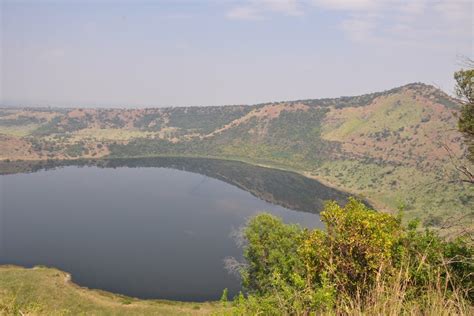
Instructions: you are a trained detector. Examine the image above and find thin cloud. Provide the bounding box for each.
[261,0,304,16]
[226,0,303,21]
[226,6,265,20]
[312,0,379,11]
[312,0,472,44]
[225,0,471,50]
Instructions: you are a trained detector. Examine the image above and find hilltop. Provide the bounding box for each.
[0,83,471,227]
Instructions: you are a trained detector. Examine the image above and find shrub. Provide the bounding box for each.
[242,214,304,295]
[301,199,402,297]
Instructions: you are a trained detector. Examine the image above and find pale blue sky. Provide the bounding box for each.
[1,0,472,107]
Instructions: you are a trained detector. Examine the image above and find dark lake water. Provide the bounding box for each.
[0,157,350,301]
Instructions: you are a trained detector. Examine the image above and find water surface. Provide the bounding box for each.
[0,158,350,301]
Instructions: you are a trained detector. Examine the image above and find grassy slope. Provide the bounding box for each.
[0,83,472,228]
[314,89,472,224]
[0,266,226,315]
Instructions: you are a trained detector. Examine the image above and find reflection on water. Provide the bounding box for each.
[0,157,351,301]
[0,157,352,213]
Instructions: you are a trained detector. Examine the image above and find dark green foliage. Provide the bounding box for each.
[33,115,90,136]
[97,110,126,128]
[64,118,88,132]
[242,214,304,294]
[167,106,253,134]
[433,94,460,109]
[65,142,87,157]
[32,117,63,136]
[108,138,175,156]
[28,139,64,156]
[459,104,474,160]
[29,109,131,133]
[396,221,474,302]
[108,137,213,158]
[454,68,474,161]
[133,113,163,131]
[267,108,326,146]
[267,108,336,162]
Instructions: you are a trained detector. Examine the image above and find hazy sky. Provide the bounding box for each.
[1,0,472,107]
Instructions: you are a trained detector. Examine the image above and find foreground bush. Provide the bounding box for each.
[231,198,473,315]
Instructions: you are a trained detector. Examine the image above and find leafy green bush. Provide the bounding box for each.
[242,214,304,295]
[301,199,401,297]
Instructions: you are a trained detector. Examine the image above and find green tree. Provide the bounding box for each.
[454,64,474,163]
[242,213,304,295]
[451,62,474,185]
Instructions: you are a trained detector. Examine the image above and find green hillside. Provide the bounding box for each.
[0,83,471,229]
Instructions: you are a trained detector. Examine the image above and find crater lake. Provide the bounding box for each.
[0,157,351,301]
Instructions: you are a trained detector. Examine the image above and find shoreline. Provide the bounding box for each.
[0,153,385,212]
[0,265,226,314]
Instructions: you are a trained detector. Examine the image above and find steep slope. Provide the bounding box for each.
[0,83,471,227]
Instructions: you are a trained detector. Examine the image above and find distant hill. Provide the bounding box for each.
[0,83,471,228]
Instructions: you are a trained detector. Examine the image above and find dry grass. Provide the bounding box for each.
[334,267,472,316]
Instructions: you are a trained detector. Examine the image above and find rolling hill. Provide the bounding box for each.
[0,83,472,228]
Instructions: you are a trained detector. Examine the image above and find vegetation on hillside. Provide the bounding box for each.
[0,83,471,229]
[226,200,473,315]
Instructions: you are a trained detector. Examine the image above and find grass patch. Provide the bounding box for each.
[0,124,40,137]
[71,128,157,141]
[0,266,227,315]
